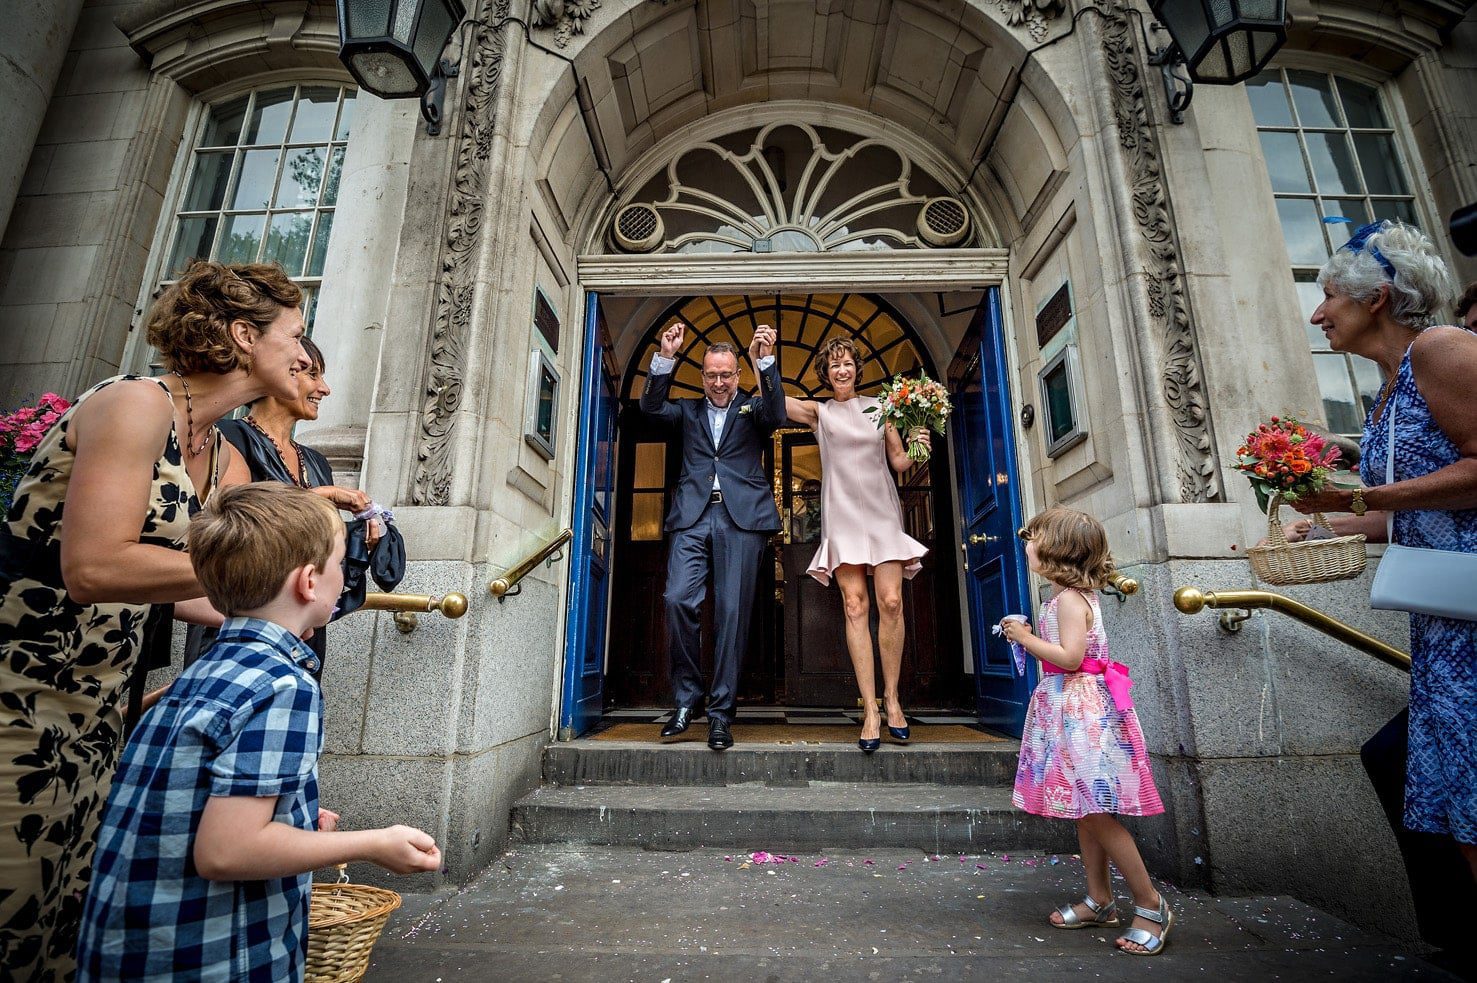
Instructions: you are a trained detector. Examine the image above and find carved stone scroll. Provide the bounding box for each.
[411,0,512,505]
[991,0,1067,42]
[1091,0,1222,503]
[531,0,601,48]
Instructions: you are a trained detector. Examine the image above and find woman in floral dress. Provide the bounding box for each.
[0,261,309,979]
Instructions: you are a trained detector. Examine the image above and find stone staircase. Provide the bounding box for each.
[510,736,1077,855]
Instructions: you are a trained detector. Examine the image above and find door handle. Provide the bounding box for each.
[967,533,997,545]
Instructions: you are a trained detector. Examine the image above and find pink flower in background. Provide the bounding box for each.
[2,392,71,507]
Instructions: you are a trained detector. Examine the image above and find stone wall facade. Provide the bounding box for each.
[2,0,1473,941]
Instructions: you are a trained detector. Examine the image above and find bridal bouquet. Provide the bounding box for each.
[866,374,951,464]
[1234,415,1345,513]
[1,393,70,510]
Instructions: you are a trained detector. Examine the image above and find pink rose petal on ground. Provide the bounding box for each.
[724,856,732,862]
[897,864,908,870]
[976,864,988,869]
[863,859,875,865]
[1001,854,1011,862]
[750,851,772,864]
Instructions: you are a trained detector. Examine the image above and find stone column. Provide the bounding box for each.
[298,95,420,484]
[0,0,85,241]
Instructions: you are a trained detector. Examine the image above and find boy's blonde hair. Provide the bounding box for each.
[1023,506,1113,590]
[189,483,342,615]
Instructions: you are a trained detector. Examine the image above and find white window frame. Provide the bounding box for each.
[1250,62,1438,436]
[125,75,357,374]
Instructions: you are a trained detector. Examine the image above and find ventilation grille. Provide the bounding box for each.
[917,196,970,247]
[613,203,664,253]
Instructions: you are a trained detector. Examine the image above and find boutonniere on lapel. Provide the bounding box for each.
[738,404,754,416]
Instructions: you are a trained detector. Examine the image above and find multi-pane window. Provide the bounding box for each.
[1248,68,1419,435]
[161,84,356,328]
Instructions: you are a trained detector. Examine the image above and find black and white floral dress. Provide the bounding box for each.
[0,375,216,979]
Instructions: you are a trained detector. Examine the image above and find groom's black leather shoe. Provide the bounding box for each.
[660,707,697,738]
[707,717,733,751]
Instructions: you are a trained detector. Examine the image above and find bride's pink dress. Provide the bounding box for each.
[807,396,928,586]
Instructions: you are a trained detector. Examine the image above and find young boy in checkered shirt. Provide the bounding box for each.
[76,483,441,981]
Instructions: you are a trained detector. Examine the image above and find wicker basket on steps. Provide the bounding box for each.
[305,866,401,983]
[1245,491,1367,585]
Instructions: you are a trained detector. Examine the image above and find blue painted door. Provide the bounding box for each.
[560,294,617,739]
[951,288,1034,735]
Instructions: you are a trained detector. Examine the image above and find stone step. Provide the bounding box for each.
[510,782,1076,854]
[542,739,1022,787]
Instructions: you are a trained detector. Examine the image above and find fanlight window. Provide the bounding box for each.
[623,294,931,401]
[612,123,973,254]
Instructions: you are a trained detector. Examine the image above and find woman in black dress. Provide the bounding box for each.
[183,336,379,670]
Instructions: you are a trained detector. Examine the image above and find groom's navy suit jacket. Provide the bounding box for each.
[639,359,787,534]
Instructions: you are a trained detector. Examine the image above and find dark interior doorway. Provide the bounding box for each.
[605,293,967,712]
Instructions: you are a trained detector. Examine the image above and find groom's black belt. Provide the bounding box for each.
[708,490,724,504]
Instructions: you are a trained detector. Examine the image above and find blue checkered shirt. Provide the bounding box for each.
[76,618,323,982]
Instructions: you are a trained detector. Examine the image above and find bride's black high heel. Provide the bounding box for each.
[885,700,910,743]
[859,715,882,754]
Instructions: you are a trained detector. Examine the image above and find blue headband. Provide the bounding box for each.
[1332,219,1397,280]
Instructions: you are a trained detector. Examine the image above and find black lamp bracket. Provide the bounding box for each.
[420,18,467,136]
[1146,29,1194,125]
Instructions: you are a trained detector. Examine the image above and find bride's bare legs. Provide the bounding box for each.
[873,561,907,729]
[835,564,880,740]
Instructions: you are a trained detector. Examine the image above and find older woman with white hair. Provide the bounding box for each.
[1287,220,1477,955]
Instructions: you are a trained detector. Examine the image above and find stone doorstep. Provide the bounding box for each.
[366,845,1454,983]
[542,739,1023,788]
[510,783,1079,854]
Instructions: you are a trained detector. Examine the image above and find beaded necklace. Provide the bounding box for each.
[243,413,309,488]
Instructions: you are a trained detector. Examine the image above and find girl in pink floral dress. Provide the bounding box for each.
[999,506,1171,956]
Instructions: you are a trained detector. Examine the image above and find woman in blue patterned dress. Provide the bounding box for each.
[1288,221,1477,953]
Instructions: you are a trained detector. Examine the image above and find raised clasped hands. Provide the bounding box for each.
[749,324,777,362]
[659,321,686,359]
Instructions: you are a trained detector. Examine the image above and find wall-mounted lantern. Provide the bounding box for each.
[335,0,466,134]
[1147,0,1287,123]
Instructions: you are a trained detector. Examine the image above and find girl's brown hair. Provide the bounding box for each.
[815,337,860,389]
[1023,506,1113,590]
[145,260,302,375]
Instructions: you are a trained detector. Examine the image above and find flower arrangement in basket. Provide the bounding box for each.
[1,393,70,511]
[864,374,951,464]
[306,865,402,983]
[1236,415,1367,585]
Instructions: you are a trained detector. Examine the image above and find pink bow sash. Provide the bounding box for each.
[1077,657,1135,714]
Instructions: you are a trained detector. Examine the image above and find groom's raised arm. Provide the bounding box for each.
[639,322,685,426]
[748,325,787,434]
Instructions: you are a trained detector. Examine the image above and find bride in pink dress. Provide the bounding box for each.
[750,334,929,752]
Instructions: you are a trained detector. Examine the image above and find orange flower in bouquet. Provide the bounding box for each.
[1234,416,1347,513]
[865,374,951,464]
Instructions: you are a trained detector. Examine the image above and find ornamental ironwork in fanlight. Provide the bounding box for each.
[610,122,975,255]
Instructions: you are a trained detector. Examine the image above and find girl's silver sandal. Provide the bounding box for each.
[1116,894,1174,955]
[1051,895,1118,930]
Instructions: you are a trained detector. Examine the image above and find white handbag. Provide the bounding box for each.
[1367,379,1477,622]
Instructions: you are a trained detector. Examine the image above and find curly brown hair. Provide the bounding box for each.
[1022,506,1113,590]
[145,261,302,375]
[815,337,860,389]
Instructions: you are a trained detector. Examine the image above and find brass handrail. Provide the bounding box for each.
[1103,570,1139,600]
[1173,586,1410,673]
[361,591,469,634]
[489,528,573,600]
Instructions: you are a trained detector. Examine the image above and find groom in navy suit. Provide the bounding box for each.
[640,322,786,749]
